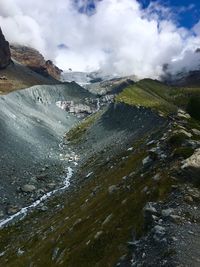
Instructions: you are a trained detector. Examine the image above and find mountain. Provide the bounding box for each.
[167,70,200,87]
[0,27,11,69]
[0,28,64,94]
[10,45,63,81]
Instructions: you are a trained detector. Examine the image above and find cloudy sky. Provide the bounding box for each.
[0,0,200,79]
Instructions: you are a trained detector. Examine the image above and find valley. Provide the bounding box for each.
[0,25,200,267]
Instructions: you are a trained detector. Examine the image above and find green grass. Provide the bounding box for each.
[173,147,195,159]
[115,79,200,117]
[65,111,102,143]
[187,96,200,121]
[115,80,176,115]
[168,133,188,147]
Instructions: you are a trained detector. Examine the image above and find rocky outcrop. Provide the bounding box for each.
[0,28,11,69]
[10,45,62,80]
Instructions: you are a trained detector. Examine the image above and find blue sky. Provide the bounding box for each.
[139,0,200,28]
[79,0,200,29]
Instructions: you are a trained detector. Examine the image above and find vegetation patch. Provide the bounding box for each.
[187,96,200,121]
[173,147,194,159]
[115,80,176,115]
[65,111,102,143]
[168,133,188,147]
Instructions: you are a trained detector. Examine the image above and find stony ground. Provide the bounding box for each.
[0,83,95,219]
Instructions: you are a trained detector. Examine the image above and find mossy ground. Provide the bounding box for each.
[0,126,175,267]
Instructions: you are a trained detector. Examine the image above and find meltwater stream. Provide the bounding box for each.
[0,166,73,228]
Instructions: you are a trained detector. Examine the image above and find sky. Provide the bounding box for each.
[139,0,200,28]
[0,0,200,79]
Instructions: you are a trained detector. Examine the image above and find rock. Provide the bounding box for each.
[10,45,62,80]
[177,129,192,138]
[188,188,200,200]
[142,156,152,166]
[36,173,48,180]
[192,129,200,136]
[143,202,158,215]
[39,205,48,212]
[108,185,118,194]
[17,248,25,256]
[182,148,200,169]
[6,205,20,215]
[143,202,159,227]
[102,214,113,226]
[73,218,82,228]
[142,186,148,193]
[177,109,191,119]
[0,210,4,217]
[152,174,160,181]
[94,231,103,239]
[21,184,36,193]
[184,195,194,203]
[0,28,11,69]
[147,140,156,146]
[121,199,127,205]
[161,208,174,217]
[186,140,200,149]
[169,215,182,223]
[153,225,166,236]
[56,100,93,114]
[47,183,56,189]
[52,247,59,261]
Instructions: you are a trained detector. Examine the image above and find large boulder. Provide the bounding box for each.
[0,27,11,69]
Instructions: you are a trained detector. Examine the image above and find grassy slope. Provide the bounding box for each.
[116,78,200,116]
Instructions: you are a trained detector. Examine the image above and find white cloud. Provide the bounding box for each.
[0,0,200,79]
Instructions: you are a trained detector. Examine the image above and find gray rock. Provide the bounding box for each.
[152,174,160,181]
[102,214,113,226]
[73,218,82,228]
[36,173,48,181]
[142,156,152,166]
[108,185,118,194]
[184,195,194,203]
[174,129,192,138]
[94,231,103,239]
[153,225,166,236]
[143,202,158,215]
[161,208,174,217]
[192,129,200,136]
[169,215,182,223]
[177,109,191,119]
[7,205,20,215]
[52,247,59,261]
[21,184,36,193]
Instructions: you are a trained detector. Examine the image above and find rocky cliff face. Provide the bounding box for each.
[10,45,62,80]
[0,28,11,69]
